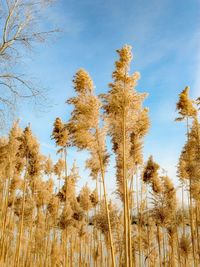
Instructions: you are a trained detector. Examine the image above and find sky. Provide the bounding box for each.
[16,0,200,197]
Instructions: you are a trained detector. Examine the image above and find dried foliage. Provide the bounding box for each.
[0,45,199,267]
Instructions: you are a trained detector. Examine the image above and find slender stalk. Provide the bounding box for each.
[0,176,11,261]
[195,205,200,264]
[186,117,196,267]
[96,130,116,267]
[175,227,181,267]
[156,224,162,267]
[122,99,129,267]
[15,175,27,267]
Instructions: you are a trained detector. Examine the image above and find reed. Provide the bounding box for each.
[0,45,199,267]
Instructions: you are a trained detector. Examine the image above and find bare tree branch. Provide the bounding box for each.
[0,0,58,129]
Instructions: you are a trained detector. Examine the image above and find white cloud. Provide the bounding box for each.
[194,48,200,97]
[40,141,57,151]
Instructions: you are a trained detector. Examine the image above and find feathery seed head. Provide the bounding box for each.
[52,117,69,147]
[73,68,93,94]
[176,86,197,120]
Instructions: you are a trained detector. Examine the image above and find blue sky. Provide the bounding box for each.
[18,0,200,196]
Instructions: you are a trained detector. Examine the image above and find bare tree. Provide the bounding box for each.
[0,0,58,128]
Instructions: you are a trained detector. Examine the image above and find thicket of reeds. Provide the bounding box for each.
[0,45,199,267]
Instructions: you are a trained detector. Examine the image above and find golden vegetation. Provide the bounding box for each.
[0,45,199,267]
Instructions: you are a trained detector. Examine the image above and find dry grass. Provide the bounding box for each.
[0,45,199,267]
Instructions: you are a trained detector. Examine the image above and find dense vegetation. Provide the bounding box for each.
[0,45,199,267]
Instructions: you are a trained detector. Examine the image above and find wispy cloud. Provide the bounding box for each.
[40,141,57,151]
[194,39,200,97]
[41,1,86,36]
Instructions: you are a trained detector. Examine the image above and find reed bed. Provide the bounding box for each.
[0,45,199,267]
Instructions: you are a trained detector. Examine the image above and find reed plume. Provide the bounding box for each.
[102,45,149,267]
[67,68,116,266]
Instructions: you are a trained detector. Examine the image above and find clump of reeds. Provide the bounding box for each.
[0,45,199,267]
